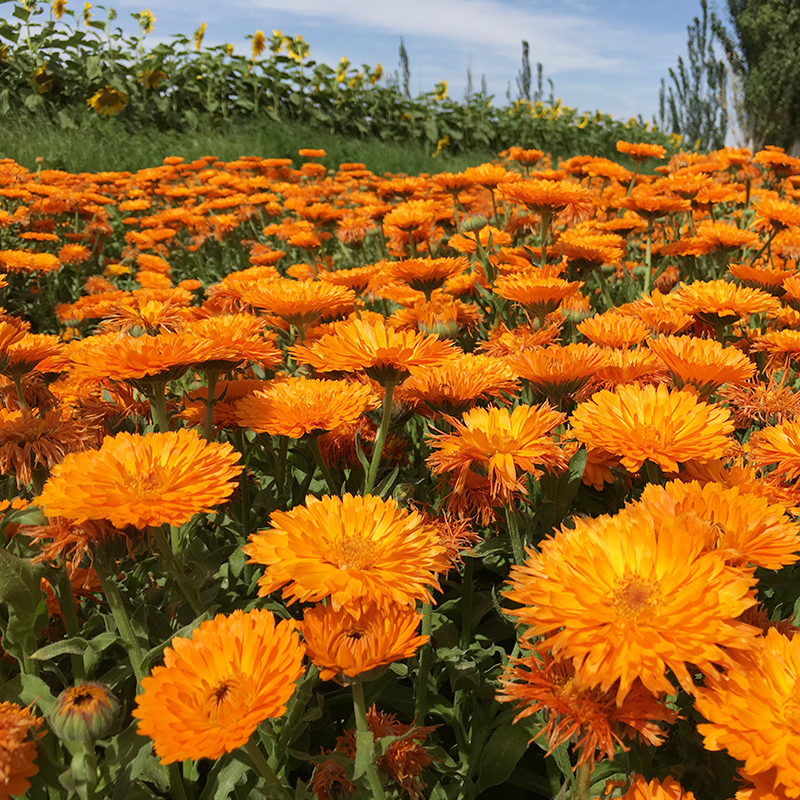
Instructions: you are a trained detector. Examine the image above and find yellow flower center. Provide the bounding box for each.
[610,573,662,621]
[335,534,376,570]
[128,466,167,498]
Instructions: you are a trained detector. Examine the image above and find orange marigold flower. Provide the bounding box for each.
[578,312,650,349]
[493,274,583,319]
[749,419,800,488]
[729,262,794,294]
[133,608,304,763]
[647,335,755,395]
[696,220,760,253]
[0,702,44,799]
[388,296,481,338]
[3,333,65,377]
[239,278,356,328]
[669,279,782,324]
[751,330,800,368]
[235,376,378,437]
[427,403,566,500]
[381,257,469,297]
[183,314,283,371]
[695,628,800,799]
[570,382,735,473]
[58,244,91,265]
[243,493,447,609]
[616,141,667,163]
[291,317,460,386]
[498,179,594,217]
[301,600,428,682]
[36,428,242,529]
[506,503,758,702]
[621,186,690,219]
[478,322,562,357]
[594,348,668,387]
[398,353,519,417]
[638,479,800,570]
[620,776,697,800]
[508,343,613,403]
[497,645,676,769]
[721,375,800,428]
[753,196,800,232]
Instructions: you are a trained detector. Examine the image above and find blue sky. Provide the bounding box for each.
[106,0,710,122]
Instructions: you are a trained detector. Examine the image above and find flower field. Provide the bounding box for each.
[1,138,800,800]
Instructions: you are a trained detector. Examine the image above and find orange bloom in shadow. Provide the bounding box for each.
[133,609,304,763]
[620,776,697,800]
[0,702,44,799]
[301,600,428,682]
[498,644,675,769]
[243,493,447,609]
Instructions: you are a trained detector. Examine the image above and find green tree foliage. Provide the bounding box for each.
[712,0,800,152]
[659,0,728,151]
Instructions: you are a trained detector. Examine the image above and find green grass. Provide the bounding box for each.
[0,112,499,175]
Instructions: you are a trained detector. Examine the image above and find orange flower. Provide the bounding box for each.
[235,376,378,437]
[497,644,675,769]
[616,141,667,163]
[291,317,460,386]
[638,479,800,570]
[668,279,782,324]
[381,257,468,297]
[0,702,43,800]
[493,274,583,318]
[577,313,649,349]
[621,186,690,219]
[498,179,594,217]
[427,403,566,500]
[619,776,697,800]
[398,353,519,416]
[647,335,755,395]
[36,429,242,529]
[506,503,758,701]
[183,314,283,371]
[243,493,447,609]
[301,600,428,682]
[133,609,304,763]
[239,278,356,327]
[594,348,668,387]
[570,382,735,473]
[749,419,800,487]
[695,628,800,798]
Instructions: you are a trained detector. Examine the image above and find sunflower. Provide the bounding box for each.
[506,503,758,701]
[570,382,735,473]
[86,85,128,116]
[133,609,304,764]
[647,335,755,396]
[251,30,266,59]
[301,600,428,682]
[243,493,447,609]
[35,428,241,529]
[638,479,800,570]
[234,376,378,437]
[426,403,566,500]
[0,702,43,800]
[695,628,800,799]
[290,317,460,386]
[497,644,675,769]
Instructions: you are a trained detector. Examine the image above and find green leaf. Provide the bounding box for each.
[198,756,248,800]
[0,548,48,663]
[31,638,90,661]
[19,673,57,715]
[476,716,535,791]
[352,731,374,781]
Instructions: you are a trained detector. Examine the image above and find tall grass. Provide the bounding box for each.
[0,112,498,174]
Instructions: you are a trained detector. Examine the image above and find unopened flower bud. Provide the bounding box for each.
[461,214,488,233]
[50,682,119,743]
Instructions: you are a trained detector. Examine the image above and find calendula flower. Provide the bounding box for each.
[498,644,676,769]
[381,256,468,298]
[506,503,758,702]
[0,702,44,800]
[133,609,304,763]
[696,628,800,799]
[619,776,697,800]
[427,403,566,500]
[50,683,119,743]
[749,418,800,488]
[243,493,447,609]
[493,274,583,319]
[498,179,594,217]
[570,382,735,473]
[291,317,460,386]
[668,279,781,325]
[86,85,127,116]
[577,312,650,349]
[301,600,428,682]
[36,429,241,529]
[616,141,666,163]
[235,376,378,438]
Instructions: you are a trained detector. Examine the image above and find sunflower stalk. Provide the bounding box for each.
[243,737,293,800]
[364,380,396,495]
[351,679,387,799]
[151,524,205,617]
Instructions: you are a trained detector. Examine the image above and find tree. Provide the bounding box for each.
[517,40,531,101]
[659,0,728,151]
[398,38,410,99]
[712,0,800,152]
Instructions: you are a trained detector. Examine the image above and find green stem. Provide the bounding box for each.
[243,737,293,800]
[540,212,552,269]
[51,568,86,682]
[364,380,396,495]
[201,370,219,441]
[236,428,252,537]
[275,433,288,507]
[574,761,592,800]
[307,433,338,495]
[148,380,169,432]
[505,502,525,564]
[414,601,434,725]
[459,557,474,650]
[352,680,386,799]
[642,219,654,296]
[168,763,189,800]
[151,525,205,617]
[12,375,26,409]
[93,547,146,685]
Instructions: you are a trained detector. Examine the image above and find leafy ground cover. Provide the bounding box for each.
[1,129,800,800]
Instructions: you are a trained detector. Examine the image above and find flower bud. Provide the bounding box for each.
[49,682,119,743]
[461,214,488,233]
